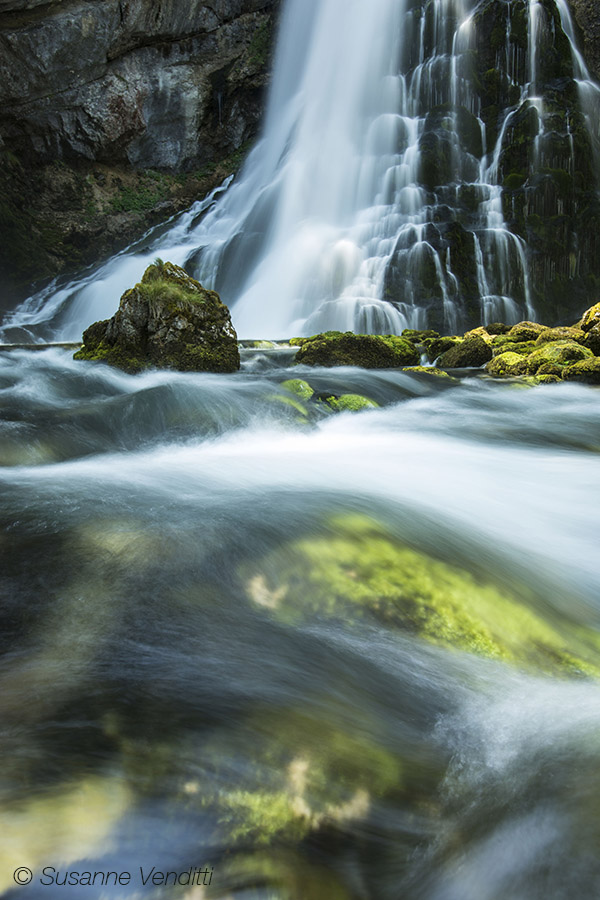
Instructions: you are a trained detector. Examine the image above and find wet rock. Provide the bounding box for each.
[281,379,314,401]
[401,366,456,380]
[582,324,600,356]
[325,394,379,412]
[486,352,528,377]
[562,357,600,384]
[74,260,240,374]
[292,332,419,369]
[524,340,593,375]
[579,302,600,333]
[437,335,493,368]
[534,326,586,345]
[507,321,547,342]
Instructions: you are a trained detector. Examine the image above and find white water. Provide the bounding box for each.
[2,0,600,342]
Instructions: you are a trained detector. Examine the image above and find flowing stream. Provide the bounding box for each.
[1,0,600,897]
[0,349,600,899]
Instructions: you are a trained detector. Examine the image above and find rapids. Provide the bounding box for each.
[0,347,599,898]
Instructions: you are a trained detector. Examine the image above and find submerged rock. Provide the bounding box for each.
[291,331,419,368]
[74,261,240,374]
[241,515,600,677]
[325,394,379,412]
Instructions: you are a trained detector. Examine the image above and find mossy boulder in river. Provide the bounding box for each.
[291,331,419,368]
[74,261,240,374]
[437,335,493,368]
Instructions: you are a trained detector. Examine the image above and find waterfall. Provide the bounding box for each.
[3,0,600,341]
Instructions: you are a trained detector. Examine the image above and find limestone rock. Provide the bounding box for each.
[74,261,240,374]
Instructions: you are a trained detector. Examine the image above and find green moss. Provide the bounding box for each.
[562,358,600,384]
[401,366,456,380]
[281,379,315,401]
[293,332,419,369]
[491,340,537,357]
[486,352,529,377]
[437,336,492,368]
[325,394,379,412]
[242,515,600,676]
[524,340,593,375]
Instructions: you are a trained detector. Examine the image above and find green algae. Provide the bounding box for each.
[242,515,600,677]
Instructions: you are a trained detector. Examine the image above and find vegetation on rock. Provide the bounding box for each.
[74,261,240,374]
[291,332,419,368]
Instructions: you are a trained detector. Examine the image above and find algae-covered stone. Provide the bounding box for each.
[281,378,315,401]
[402,366,456,380]
[486,352,528,377]
[464,326,493,344]
[437,335,492,368]
[534,326,586,346]
[524,340,593,375]
[241,515,600,677]
[425,335,462,361]
[326,394,379,412]
[74,260,240,374]
[579,302,600,333]
[293,331,419,368]
[401,328,440,343]
[536,373,562,384]
[507,321,547,342]
[583,324,600,356]
[486,322,511,335]
[491,339,537,357]
[562,358,600,384]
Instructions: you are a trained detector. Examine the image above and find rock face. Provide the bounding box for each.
[568,0,600,81]
[0,0,280,304]
[74,261,240,373]
[0,0,279,170]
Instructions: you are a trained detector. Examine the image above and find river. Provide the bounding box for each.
[0,346,599,898]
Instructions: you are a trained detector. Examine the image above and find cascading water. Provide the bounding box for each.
[2,0,600,341]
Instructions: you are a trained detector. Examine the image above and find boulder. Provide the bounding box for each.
[583,324,600,356]
[507,321,547,342]
[486,352,528,377]
[437,335,492,368]
[579,303,600,333]
[292,332,419,368]
[535,326,586,346]
[524,340,593,375]
[562,358,600,384]
[74,260,240,374]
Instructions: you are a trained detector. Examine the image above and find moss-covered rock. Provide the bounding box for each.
[281,379,315,401]
[437,335,493,368]
[486,322,511,335]
[401,366,456,380]
[242,515,600,677]
[486,352,528,377]
[524,340,593,375]
[583,324,600,356]
[464,326,493,344]
[536,373,562,384]
[74,261,240,374]
[580,303,600,333]
[401,329,440,343]
[534,326,586,346]
[425,336,462,361]
[292,332,419,368]
[562,358,600,384]
[325,394,379,412]
[507,321,547,342]
[491,339,537,357]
